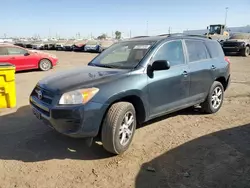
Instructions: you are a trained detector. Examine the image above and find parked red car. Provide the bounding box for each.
[0,44,58,71]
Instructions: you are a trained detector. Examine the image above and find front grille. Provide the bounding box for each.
[31,101,50,117]
[31,86,54,105]
[223,42,240,47]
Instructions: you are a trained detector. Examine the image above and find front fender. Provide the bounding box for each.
[103,89,150,121]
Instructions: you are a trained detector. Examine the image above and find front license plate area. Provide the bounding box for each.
[32,108,41,120]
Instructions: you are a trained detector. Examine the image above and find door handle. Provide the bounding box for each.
[182,71,188,76]
[211,65,216,70]
[10,57,15,59]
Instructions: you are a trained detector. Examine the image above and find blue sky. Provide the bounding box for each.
[1,0,250,38]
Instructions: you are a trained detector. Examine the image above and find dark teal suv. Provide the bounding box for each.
[30,34,231,154]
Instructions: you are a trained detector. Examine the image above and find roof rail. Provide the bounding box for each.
[130,36,149,39]
[167,33,209,38]
[158,34,171,37]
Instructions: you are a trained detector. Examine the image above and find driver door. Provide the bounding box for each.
[6,47,35,71]
[147,40,190,118]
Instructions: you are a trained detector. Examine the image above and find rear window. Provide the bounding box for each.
[205,41,224,58]
[230,33,250,39]
[185,40,209,62]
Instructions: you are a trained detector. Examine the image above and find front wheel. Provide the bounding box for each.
[101,102,136,154]
[242,46,250,57]
[201,81,224,114]
[39,59,52,71]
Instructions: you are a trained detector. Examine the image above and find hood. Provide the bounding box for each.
[38,65,129,93]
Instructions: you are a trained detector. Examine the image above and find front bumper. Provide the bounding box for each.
[64,46,73,51]
[30,95,108,138]
[85,46,99,52]
[223,46,245,53]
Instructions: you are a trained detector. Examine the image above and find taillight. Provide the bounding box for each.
[224,57,230,64]
[224,56,230,72]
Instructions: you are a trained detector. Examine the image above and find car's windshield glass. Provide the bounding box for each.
[209,25,221,34]
[230,33,250,39]
[87,40,98,45]
[89,40,156,69]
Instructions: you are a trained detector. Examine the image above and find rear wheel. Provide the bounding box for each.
[39,59,52,71]
[201,81,224,114]
[242,46,250,57]
[101,102,136,154]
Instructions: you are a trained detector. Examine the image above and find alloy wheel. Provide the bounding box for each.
[119,112,134,146]
[211,86,223,109]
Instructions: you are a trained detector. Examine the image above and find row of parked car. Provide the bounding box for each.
[14,39,115,53]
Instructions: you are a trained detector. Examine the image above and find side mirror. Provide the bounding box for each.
[24,52,30,56]
[207,26,209,30]
[151,60,170,71]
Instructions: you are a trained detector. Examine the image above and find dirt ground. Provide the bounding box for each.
[0,51,250,188]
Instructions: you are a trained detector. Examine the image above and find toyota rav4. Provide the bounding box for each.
[30,34,231,154]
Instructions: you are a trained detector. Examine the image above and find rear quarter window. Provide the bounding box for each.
[0,47,8,55]
[205,41,224,58]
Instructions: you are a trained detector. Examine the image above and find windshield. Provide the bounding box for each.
[230,33,250,39]
[87,40,98,45]
[89,41,155,69]
[209,25,221,34]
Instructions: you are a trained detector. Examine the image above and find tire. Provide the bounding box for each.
[201,81,224,114]
[39,59,52,71]
[101,102,136,154]
[242,46,250,57]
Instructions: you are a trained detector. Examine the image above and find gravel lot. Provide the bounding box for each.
[0,51,250,188]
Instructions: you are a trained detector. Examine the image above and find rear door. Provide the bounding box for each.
[184,39,214,102]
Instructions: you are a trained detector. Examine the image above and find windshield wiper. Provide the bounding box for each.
[90,64,119,69]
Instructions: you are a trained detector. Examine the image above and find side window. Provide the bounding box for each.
[7,47,27,55]
[153,40,185,66]
[185,40,209,62]
[205,41,224,58]
[0,47,8,55]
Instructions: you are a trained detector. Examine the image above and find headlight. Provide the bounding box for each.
[59,88,99,105]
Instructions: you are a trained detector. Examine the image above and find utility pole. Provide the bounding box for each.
[168,27,171,34]
[49,28,51,39]
[225,7,229,26]
[146,21,148,35]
